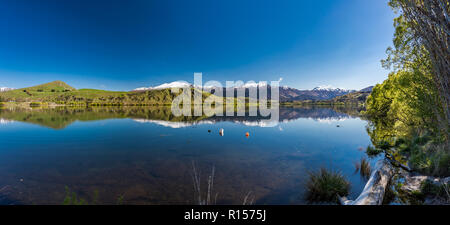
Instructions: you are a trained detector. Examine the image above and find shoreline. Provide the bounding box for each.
[340,158,450,205]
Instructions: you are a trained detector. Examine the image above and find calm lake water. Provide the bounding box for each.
[0,106,376,205]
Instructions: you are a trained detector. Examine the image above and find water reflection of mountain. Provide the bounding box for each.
[279,106,360,122]
[0,106,363,129]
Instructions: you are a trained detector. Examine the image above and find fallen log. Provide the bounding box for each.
[339,159,394,205]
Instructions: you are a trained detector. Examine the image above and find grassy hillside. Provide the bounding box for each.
[0,81,77,101]
[0,81,240,107]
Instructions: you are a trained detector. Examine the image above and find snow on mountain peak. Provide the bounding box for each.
[0,87,15,92]
[152,81,191,89]
[133,81,192,91]
[240,81,268,88]
[313,85,348,92]
[132,81,360,95]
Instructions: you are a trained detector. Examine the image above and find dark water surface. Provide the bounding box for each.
[0,106,375,205]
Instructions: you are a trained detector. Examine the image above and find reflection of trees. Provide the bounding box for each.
[0,106,362,129]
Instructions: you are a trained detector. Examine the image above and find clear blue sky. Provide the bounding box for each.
[0,0,395,91]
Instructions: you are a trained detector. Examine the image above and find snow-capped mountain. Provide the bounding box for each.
[132,81,361,102]
[277,86,355,102]
[133,81,192,91]
[238,82,268,88]
[313,85,336,91]
[313,85,350,92]
[0,87,14,92]
[134,81,271,91]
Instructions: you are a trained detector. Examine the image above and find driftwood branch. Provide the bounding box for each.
[339,159,394,205]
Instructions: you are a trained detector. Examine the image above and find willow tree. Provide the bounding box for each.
[364,0,449,176]
[386,0,449,138]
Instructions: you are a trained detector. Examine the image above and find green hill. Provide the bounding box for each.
[0,81,76,101]
[0,81,238,107]
[27,80,76,92]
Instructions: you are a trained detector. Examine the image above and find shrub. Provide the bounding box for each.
[408,141,449,177]
[305,168,350,203]
[29,102,41,107]
[420,180,450,203]
[377,141,391,150]
[366,146,383,157]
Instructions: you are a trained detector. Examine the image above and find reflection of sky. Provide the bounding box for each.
[133,119,215,129]
[132,117,351,128]
[127,107,355,129]
[315,118,349,124]
[0,108,373,204]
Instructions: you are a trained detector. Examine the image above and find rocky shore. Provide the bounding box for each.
[340,159,449,205]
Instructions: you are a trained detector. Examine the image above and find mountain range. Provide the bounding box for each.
[0,80,373,106]
[133,81,371,102]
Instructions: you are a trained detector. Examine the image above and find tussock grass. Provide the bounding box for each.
[354,157,372,180]
[305,167,350,203]
[63,186,88,205]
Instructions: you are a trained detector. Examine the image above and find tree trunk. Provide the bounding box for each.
[339,159,394,205]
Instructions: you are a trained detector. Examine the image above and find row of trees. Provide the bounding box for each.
[389,0,449,128]
[364,0,449,176]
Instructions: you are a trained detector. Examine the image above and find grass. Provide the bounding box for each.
[366,132,449,177]
[354,157,372,180]
[191,161,217,205]
[192,161,217,205]
[62,186,125,205]
[408,141,450,177]
[394,176,450,205]
[305,167,350,203]
[63,186,88,205]
[0,80,248,107]
[408,180,450,204]
[420,180,450,201]
[420,180,447,196]
[0,81,75,101]
[190,161,255,205]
